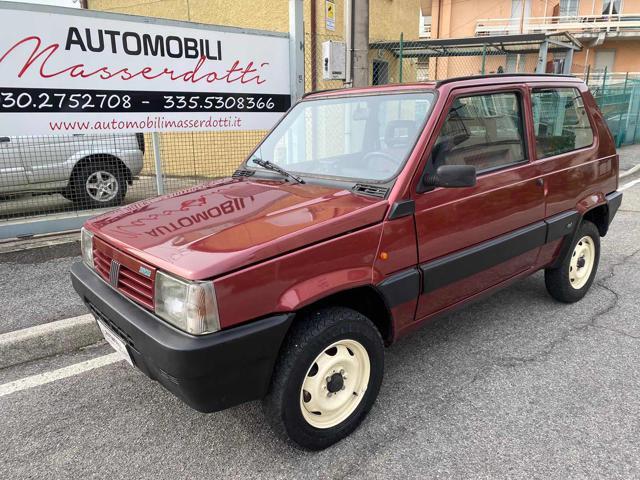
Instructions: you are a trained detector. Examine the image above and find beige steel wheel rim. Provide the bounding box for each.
[569,235,596,290]
[300,339,370,429]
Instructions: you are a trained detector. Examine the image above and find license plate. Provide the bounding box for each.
[97,319,133,366]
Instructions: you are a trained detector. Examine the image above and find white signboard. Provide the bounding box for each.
[0,3,291,135]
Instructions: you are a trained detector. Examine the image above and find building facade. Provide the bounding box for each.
[421,0,640,75]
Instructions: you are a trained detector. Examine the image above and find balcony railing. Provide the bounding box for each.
[476,14,640,37]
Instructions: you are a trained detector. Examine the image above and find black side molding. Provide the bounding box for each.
[546,210,580,243]
[420,221,547,294]
[388,200,415,220]
[377,268,421,308]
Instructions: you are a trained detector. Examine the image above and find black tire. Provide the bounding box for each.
[263,307,384,450]
[545,220,601,303]
[67,159,128,209]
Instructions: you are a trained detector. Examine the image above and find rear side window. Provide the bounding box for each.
[432,92,526,173]
[531,88,594,158]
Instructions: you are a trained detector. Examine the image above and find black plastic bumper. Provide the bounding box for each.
[70,262,294,413]
[606,190,623,229]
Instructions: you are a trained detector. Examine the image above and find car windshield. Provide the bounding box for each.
[248,91,436,182]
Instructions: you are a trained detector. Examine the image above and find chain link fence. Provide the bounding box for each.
[0,130,268,224]
[3,22,639,231]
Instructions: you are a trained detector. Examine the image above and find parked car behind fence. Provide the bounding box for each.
[0,133,144,209]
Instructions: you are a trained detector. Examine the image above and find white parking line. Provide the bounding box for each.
[620,177,640,192]
[0,352,123,398]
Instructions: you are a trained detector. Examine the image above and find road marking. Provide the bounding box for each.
[0,352,123,398]
[620,177,640,192]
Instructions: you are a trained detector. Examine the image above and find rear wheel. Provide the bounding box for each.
[545,220,600,303]
[263,307,384,450]
[67,160,128,209]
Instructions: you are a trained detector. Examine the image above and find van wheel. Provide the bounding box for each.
[263,307,384,450]
[545,220,600,303]
[68,161,127,209]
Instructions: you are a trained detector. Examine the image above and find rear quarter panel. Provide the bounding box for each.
[532,83,618,267]
[535,84,617,217]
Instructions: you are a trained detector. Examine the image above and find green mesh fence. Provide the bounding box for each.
[373,34,640,148]
[581,70,640,147]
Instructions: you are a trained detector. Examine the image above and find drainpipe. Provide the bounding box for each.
[434,0,441,80]
[310,1,317,91]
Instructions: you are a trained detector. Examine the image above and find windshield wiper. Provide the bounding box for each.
[252,158,305,184]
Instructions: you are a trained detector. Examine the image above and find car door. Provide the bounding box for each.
[413,85,546,320]
[0,136,28,191]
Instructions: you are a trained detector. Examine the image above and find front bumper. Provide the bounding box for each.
[70,262,293,413]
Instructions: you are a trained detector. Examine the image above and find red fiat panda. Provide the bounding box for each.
[72,74,622,450]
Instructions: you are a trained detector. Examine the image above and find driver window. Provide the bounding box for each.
[432,92,526,173]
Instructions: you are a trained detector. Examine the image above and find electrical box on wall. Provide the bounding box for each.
[322,41,346,80]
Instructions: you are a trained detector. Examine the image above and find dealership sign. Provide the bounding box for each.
[0,3,291,135]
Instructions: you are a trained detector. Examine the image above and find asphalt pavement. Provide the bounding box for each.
[0,241,86,334]
[1,176,639,478]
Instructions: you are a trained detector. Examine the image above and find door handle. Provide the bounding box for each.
[536,178,544,187]
[0,137,10,143]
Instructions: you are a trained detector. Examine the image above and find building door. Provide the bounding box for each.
[510,0,532,33]
[595,50,616,73]
[559,0,579,17]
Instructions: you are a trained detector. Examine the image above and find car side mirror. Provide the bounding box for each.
[422,165,476,189]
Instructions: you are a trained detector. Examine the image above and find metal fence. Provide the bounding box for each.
[581,70,640,147]
[2,24,639,236]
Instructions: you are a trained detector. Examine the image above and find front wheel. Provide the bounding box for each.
[545,220,601,303]
[263,307,384,450]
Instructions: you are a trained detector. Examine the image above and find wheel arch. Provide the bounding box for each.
[68,153,133,188]
[576,192,610,236]
[292,286,394,346]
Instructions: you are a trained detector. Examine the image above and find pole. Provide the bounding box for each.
[289,0,305,101]
[632,86,640,144]
[399,32,404,83]
[516,0,527,70]
[344,0,353,86]
[152,132,164,195]
[601,65,608,97]
[481,43,487,75]
[585,63,591,84]
[352,0,370,87]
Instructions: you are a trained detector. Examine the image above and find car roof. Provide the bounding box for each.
[303,74,584,99]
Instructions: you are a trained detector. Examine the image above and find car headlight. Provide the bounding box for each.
[80,227,94,269]
[154,271,220,335]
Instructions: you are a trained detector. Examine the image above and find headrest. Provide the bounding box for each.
[384,120,417,148]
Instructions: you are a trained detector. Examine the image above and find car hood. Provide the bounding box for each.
[87,178,388,280]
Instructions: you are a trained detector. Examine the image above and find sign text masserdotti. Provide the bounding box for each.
[1,27,269,85]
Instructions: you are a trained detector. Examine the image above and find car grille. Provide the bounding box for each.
[93,237,155,310]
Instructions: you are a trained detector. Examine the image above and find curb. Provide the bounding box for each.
[620,164,640,179]
[0,315,102,370]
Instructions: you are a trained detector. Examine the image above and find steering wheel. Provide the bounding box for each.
[362,151,398,177]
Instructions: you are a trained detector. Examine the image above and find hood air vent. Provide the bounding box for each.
[352,184,389,198]
[232,169,255,178]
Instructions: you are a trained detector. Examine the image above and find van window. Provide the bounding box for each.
[431,92,526,173]
[531,88,594,158]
